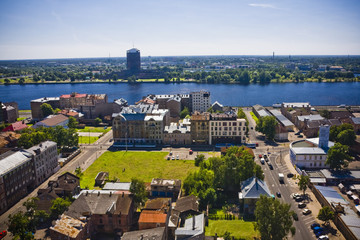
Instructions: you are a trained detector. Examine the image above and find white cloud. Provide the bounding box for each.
[248,3,277,9]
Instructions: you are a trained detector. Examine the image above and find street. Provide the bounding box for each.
[0,130,113,239]
[244,108,316,240]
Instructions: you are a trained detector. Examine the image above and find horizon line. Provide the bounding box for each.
[1,54,360,61]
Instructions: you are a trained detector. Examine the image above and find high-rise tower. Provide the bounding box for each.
[126,48,141,72]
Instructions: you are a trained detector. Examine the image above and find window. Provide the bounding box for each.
[223,122,227,126]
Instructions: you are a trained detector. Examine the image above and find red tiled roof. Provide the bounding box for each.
[138,210,167,223]
[2,121,28,132]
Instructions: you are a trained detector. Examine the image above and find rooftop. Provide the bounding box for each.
[36,114,69,127]
[175,213,204,238]
[102,182,131,191]
[121,227,165,240]
[50,214,86,238]
[297,114,324,122]
[31,97,59,103]
[239,177,271,199]
[138,210,167,224]
[127,48,140,53]
[0,150,33,176]
[151,178,181,188]
[164,123,190,134]
[282,102,311,108]
[268,109,294,127]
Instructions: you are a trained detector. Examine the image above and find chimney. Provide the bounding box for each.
[192,215,195,230]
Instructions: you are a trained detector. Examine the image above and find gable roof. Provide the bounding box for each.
[174,195,199,213]
[239,177,271,199]
[138,210,167,224]
[38,114,69,127]
[175,213,204,238]
[122,227,165,240]
[144,198,171,212]
[2,121,28,132]
[66,192,132,219]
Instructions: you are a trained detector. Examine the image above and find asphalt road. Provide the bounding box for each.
[243,108,316,240]
[0,130,113,239]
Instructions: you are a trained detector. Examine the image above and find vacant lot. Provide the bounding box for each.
[79,136,98,144]
[80,151,198,188]
[205,220,259,240]
[78,126,111,133]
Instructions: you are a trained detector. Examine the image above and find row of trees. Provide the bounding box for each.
[183,147,264,210]
[18,125,78,150]
[255,116,277,140]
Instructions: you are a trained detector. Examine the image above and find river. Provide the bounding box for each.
[0,82,359,109]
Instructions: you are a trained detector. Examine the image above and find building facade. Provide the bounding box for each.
[0,150,35,214]
[190,112,210,145]
[163,122,191,145]
[190,91,211,113]
[127,48,141,72]
[27,141,59,186]
[209,113,246,145]
[30,97,60,120]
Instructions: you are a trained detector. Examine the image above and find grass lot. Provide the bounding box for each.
[78,126,111,133]
[205,220,259,240]
[19,110,31,113]
[80,151,198,188]
[79,136,99,144]
[17,117,26,121]
[250,111,258,123]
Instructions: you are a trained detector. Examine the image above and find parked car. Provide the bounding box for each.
[303,209,312,215]
[318,235,329,240]
[172,156,175,160]
[298,202,306,208]
[315,231,326,238]
[167,156,170,160]
[291,193,301,199]
[313,226,324,233]
[292,212,298,221]
[287,173,294,178]
[271,194,275,199]
[189,149,193,155]
[258,154,262,158]
[169,152,173,156]
[176,155,179,160]
[276,192,281,197]
[295,195,303,202]
[297,135,304,138]
[0,231,7,239]
[268,163,273,170]
[311,223,320,229]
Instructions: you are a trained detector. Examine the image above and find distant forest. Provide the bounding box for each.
[0,55,359,84]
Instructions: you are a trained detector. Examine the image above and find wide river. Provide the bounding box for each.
[1,82,359,109]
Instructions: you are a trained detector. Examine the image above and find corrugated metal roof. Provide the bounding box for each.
[269,109,294,127]
[0,150,33,176]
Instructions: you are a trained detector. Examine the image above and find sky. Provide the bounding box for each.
[0,0,359,60]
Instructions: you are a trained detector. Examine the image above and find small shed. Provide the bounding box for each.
[94,172,109,186]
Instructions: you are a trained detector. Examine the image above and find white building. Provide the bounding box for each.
[190,91,211,113]
[209,113,246,145]
[144,109,169,144]
[27,141,60,186]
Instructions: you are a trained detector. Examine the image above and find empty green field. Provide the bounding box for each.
[80,151,198,188]
[205,220,259,240]
[79,136,99,144]
[78,126,111,133]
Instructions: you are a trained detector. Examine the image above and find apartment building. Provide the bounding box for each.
[30,97,60,120]
[190,91,211,113]
[190,112,210,145]
[27,141,59,186]
[0,150,35,214]
[209,113,246,145]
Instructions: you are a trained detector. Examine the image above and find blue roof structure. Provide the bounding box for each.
[239,177,271,199]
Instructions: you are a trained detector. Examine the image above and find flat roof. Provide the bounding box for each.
[283,102,311,108]
[103,182,131,191]
[297,114,324,122]
[269,109,294,127]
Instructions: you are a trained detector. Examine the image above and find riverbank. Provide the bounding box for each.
[0,77,359,85]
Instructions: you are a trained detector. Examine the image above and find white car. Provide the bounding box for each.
[318,235,329,240]
[176,155,179,160]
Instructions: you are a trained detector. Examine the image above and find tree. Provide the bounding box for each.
[50,198,71,220]
[317,206,334,226]
[8,212,31,239]
[337,129,356,146]
[94,117,102,126]
[180,107,190,119]
[256,116,277,140]
[4,78,10,84]
[326,143,350,170]
[67,116,78,129]
[223,231,232,240]
[254,195,295,240]
[130,178,147,208]
[237,108,246,118]
[319,109,330,119]
[40,103,54,118]
[195,154,205,167]
[19,77,25,84]
[298,175,310,196]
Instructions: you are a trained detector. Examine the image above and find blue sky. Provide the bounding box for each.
[0,0,359,59]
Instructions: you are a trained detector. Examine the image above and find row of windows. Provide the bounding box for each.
[211,132,244,136]
[211,127,245,131]
[211,122,242,127]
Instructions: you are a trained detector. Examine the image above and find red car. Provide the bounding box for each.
[258,154,262,158]
[0,230,7,239]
